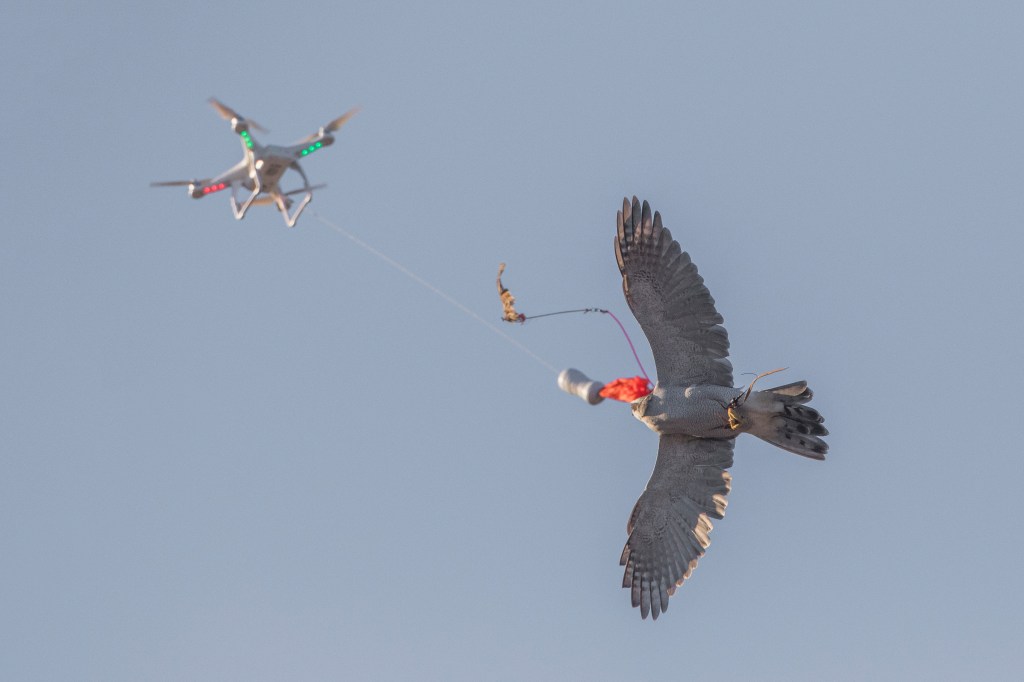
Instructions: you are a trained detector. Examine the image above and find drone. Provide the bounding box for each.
[152,98,358,227]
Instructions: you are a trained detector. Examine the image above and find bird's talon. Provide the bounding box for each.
[727,406,742,430]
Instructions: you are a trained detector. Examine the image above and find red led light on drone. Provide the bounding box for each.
[202,183,227,194]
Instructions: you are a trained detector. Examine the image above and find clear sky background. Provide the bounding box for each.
[3,2,1023,679]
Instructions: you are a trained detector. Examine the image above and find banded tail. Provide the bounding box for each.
[740,381,828,459]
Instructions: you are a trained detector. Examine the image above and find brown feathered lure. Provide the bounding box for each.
[496,263,525,323]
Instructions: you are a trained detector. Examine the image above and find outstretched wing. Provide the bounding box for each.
[620,434,734,619]
[615,196,732,387]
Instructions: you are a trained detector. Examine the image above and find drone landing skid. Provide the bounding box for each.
[229,178,262,223]
[230,181,315,228]
[273,163,315,228]
[277,192,312,228]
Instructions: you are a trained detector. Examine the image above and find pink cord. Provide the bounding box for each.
[518,306,651,385]
[601,310,651,385]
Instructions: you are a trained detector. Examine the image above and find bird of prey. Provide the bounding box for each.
[611,196,828,619]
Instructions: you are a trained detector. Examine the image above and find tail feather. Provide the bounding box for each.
[767,381,810,398]
[745,381,829,460]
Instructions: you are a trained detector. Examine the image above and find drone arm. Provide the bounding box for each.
[236,128,261,155]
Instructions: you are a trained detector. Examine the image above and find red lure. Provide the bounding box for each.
[599,376,652,402]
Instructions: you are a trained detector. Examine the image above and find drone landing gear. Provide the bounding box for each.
[230,176,262,222]
[225,163,318,227]
[275,191,312,228]
[276,162,314,228]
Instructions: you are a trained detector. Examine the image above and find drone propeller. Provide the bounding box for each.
[150,179,208,188]
[208,97,267,133]
[323,107,360,133]
[299,107,360,143]
[283,183,326,196]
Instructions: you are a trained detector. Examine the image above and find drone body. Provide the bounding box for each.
[152,98,357,227]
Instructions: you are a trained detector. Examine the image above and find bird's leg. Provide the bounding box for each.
[709,397,741,431]
[726,367,787,430]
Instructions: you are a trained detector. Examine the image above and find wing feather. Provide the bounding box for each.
[620,434,735,619]
[615,196,733,386]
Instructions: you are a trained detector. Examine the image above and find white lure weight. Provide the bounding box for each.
[557,368,605,405]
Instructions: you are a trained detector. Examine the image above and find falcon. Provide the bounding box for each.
[610,197,828,619]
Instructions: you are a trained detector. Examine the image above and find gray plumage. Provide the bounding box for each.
[615,197,828,620]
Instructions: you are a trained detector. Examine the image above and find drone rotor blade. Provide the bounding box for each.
[151,179,205,187]
[208,97,239,121]
[324,107,360,133]
[297,107,360,144]
[208,97,267,133]
[282,183,326,197]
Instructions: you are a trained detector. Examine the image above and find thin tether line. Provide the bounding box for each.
[311,211,559,374]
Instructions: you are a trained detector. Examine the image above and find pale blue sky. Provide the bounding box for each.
[3,2,1023,679]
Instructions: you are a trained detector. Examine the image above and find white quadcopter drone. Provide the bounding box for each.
[152,98,357,227]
